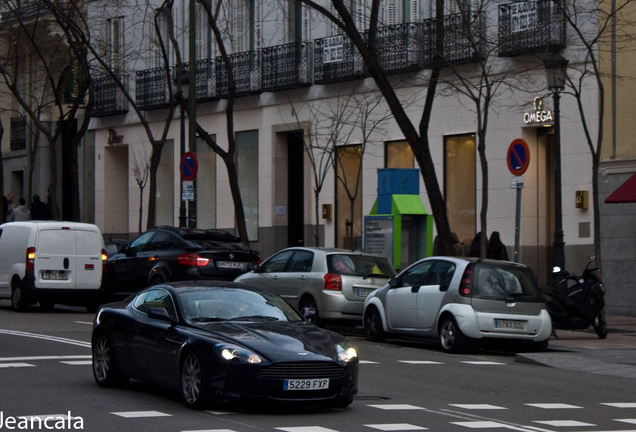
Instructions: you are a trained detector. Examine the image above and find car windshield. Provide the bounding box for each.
[178,288,303,323]
[472,263,540,300]
[327,254,396,277]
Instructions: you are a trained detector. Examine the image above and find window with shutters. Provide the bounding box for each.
[195,1,209,60]
[105,17,124,74]
[149,10,170,69]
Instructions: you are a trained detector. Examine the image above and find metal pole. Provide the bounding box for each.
[514,185,522,262]
[552,90,566,276]
[179,99,187,228]
[187,0,197,228]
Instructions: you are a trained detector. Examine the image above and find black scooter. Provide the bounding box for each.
[541,256,607,339]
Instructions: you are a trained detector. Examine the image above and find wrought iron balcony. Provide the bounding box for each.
[92,75,129,117]
[499,0,566,57]
[442,12,487,65]
[176,59,217,102]
[314,34,365,85]
[262,42,313,92]
[368,22,429,75]
[0,2,52,27]
[10,116,26,151]
[136,67,172,110]
[216,51,262,99]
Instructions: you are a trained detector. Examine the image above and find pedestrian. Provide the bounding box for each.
[468,232,482,257]
[2,195,7,223]
[30,194,49,220]
[9,198,31,221]
[5,192,14,220]
[487,231,509,261]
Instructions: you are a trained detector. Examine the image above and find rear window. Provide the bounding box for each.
[472,263,540,300]
[327,254,396,277]
[182,233,250,251]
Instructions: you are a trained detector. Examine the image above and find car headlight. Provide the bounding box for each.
[215,344,262,364]
[336,343,358,363]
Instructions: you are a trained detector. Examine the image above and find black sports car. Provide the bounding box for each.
[91,281,359,409]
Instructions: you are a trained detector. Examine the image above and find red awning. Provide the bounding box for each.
[605,173,636,203]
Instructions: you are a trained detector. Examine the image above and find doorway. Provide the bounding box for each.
[287,131,304,247]
[535,129,555,284]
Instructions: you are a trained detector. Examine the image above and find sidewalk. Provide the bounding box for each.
[516,315,636,379]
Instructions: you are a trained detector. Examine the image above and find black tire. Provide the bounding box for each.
[181,352,208,410]
[593,310,608,339]
[39,300,56,312]
[92,333,129,388]
[438,316,467,354]
[299,296,323,327]
[85,301,102,314]
[150,275,167,285]
[11,281,29,312]
[364,307,385,342]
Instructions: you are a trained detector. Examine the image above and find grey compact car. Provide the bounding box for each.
[363,257,552,353]
[235,247,396,326]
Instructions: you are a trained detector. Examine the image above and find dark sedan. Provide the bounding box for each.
[105,226,260,297]
[91,281,359,409]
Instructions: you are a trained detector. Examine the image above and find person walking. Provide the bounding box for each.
[487,231,509,261]
[5,192,14,220]
[30,194,49,220]
[9,198,31,221]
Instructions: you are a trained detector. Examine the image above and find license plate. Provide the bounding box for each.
[41,271,69,281]
[217,261,245,270]
[494,319,526,330]
[283,378,329,391]
[356,288,373,298]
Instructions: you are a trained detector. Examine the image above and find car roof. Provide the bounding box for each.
[151,280,271,293]
[413,256,531,269]
[277,246,387,257]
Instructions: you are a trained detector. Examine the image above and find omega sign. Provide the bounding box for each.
[524,97,553,124]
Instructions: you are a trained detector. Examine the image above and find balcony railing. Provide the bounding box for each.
[136,67,172,110]
[313,35,364,85]
[92,75,129,117]
[10,116,26,151]
[442,12,487,65]
[370,22,429,75]
[0,2,51,26]
[176,59,218,102]
[216,51,262,99]
[498,0,566,57]
[262,42,313,92]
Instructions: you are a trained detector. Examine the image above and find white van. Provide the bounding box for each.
[0,221,107,312]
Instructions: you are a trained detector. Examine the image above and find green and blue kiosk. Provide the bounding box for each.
[364,169,434,271]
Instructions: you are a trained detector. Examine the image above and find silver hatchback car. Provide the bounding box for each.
[235,247,396,326]
[363,257,552,353]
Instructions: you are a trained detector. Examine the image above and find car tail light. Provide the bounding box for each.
[26,247,35,270]
[177,253,210,267]
[324,273,342,291]
[459,267,474,297]
[102,248,108,274]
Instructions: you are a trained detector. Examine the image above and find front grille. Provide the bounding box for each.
[260,362,345,379]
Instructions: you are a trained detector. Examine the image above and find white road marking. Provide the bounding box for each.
[60,360,92,365]
[0,355,91,362]
[182,430,238,432]
[74,321,93,325]
[204,411,234,415]
[616,419,636,424]
[525,404,582,409]
[533,420,595,427]
[360,360,380,364]
[399,360,443,365]
[449,404,507,410]
[0,363,35,368]
[461,361,506,366]
[0,329,90,348]
[603,403,636,408]
[451,421,507,428]
[364,424,427,430]
[368,404,425,410]
[275,427,339,432]
[111,411,172,418]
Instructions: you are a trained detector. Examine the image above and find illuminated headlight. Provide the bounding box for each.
[336,343,358,362]
[216,345,262,364]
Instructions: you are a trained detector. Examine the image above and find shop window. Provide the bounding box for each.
[335,145,362,249]
[444,134,475,245]
[385,140,414,168]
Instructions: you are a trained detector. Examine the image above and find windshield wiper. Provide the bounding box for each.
[190,317,227,322]
[228,315,279,322]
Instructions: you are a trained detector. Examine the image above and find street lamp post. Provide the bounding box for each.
[178,67,188,228]
[544,53,569,287]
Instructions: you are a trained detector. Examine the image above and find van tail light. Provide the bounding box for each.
[324,273,342,291]
[26,247,35,271]
[177,253,210,267]
[102,249,108,274]
[459,267,474,297]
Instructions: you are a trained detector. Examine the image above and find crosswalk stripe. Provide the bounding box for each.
[0,363,35,368]
[364,424,427,430]
[525,403,583,409]
[449,404,507,410]
[111,411,172,418]
[368,404,425,410]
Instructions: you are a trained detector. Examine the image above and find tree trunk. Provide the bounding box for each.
[223,155,249,245]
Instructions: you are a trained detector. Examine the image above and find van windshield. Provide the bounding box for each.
[472,263,540,301]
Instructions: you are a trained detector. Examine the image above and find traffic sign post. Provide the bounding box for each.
[507,139,530,262]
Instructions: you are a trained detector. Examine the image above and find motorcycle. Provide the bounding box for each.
[541,256,607,339]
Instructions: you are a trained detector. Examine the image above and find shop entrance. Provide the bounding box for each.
[287,131,304,247]
[533,128,556,285]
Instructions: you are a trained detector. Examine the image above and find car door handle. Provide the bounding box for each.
[298,275,306,280]
[272,275,279,280]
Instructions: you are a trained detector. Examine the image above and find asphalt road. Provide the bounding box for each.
[1,300,635,432]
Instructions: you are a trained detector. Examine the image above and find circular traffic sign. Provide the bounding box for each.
[180,152,198,181]
[507,139,530,176]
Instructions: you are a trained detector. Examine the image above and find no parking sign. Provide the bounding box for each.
[507,139,530,176]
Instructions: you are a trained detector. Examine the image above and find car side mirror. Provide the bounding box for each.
[389,277,400,288]
[249,262,260,271]
[147,308,174,323]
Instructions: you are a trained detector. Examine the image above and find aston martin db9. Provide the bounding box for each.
[91,281,358,409]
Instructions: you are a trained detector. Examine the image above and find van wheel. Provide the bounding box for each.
[11,282,29,312]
